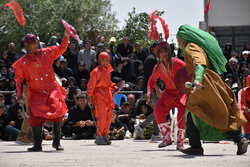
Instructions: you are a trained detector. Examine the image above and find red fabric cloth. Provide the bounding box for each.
[148,10,169,41]
[240,87,250,133]
[154,90,185,128]
[87,64,115,136]
[147,58,186,127]
[3,0,25,27]
[12,36,69,125]
[98,52,110,63]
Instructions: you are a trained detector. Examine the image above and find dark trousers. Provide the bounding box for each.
[186,112,242,148]
[62,125,96,139]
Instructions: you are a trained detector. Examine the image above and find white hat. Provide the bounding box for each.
[242,51,249,55]
[109,37,116,43]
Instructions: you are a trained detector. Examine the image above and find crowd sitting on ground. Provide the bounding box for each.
[0,33,250,142]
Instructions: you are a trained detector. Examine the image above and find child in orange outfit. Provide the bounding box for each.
[87,52,117,145]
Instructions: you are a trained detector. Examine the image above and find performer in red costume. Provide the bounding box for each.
[12,30,70,151]
[87,52,118,145]
[147,41,187,149]
[240,75,250,140]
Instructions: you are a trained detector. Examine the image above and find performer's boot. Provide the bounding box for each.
[177,128,185,150]
[52,122,64,151]
[94,136,108,145]
[27,126,42,152]
[103,136,112,145]
[158,122,172,148]
[237,137,248,155]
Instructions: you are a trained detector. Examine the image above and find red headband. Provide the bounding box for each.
[98,52,110,63]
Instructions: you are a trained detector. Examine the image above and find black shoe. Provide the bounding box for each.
[94,136,108,145]
[52,143,64,151]
[237,137,248,155]
[27,146,42,152]
[103,136,112,145]
[180,147,204,155]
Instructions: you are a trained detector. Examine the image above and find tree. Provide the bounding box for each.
[0,0,118,52]
[116,8,164,48]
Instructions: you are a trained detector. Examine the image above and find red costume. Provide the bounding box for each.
[87,53,116,137]
[240,76,250,135]
[12,36,69,127]
[148,57,186,149]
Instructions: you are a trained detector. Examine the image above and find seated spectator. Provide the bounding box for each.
[63,41,79,72]
[116,37,133,58]
[223,43,232,61]
[66,76,79,109]
[121,54,142,83]
[0,103,8,140]
[7,43,17,67]
[0,51,12,69]
[62,93,96,139]
[127,94,136,112]
[134,42,148,63]
[74,61,90,87]
[96,43,105,61]
[48,36,64,61]
[109,110,125,140]
[117,101,136,137]
[78,40,96,71]
[238,51,250,68]
[5,96,23,141]
[133,98,154,120]
[79,78,88,91]
[57,59,74,79]
[0,76,8,91]
[225,57,238,83]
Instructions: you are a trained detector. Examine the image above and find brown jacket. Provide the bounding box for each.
[185,43,246,132]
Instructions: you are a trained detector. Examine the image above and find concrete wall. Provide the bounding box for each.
[207,0,250,27]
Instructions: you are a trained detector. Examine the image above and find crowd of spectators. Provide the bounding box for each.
[0,32,249,141]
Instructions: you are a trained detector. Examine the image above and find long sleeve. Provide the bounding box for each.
[12,61,24,96]
[194,65,205,83]
[50,36,69,61]
[87,70,98,97]
[147,65,160,94]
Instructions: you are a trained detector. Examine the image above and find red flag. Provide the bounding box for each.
[204,0,211,15]
[3,0,25,27]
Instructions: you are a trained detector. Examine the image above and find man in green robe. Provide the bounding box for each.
[176,24,248,155]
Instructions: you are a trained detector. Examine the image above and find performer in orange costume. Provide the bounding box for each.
[240,75,250,140]
[87,52,117,145]
[12,30,70,151]
[147,41,187,149]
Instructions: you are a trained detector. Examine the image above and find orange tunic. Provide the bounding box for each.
[12,36,69,121]
[87,64,115,136]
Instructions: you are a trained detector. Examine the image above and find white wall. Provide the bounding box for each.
[207,0,250,27]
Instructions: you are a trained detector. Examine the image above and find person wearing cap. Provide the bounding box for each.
[96,42,105,61]
[87,52,118,145]
[146,41,187,150]
[12,30,70,152]
[177,24,247,155]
